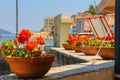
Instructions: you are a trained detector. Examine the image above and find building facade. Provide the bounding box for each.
[44,17,54,32]
[74,13,92,34]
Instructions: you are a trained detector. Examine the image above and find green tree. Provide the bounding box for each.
[85,4,96,15]
[39,28,44,32]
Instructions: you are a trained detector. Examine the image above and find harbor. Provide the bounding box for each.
[0,0,117,80]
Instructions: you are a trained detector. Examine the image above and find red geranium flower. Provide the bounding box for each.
[26,41,38,52]
[86,34,91,39]
[36,36,45,45]
[0,46,2,50]
[17,29,31,44]
[68,33,72,40]
[111,35,115,40]
[34,49,42,56]
[69,37,76,44]
[1,29,46,57]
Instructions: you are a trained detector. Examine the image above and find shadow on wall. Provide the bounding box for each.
[0,51,11,75]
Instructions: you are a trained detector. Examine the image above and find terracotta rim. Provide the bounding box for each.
[5,54,54,63]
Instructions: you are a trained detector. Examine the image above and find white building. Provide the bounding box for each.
[44,17,54,32]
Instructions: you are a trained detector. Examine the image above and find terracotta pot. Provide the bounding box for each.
[73,46,83,53]
[98,47,114,60]
[4,54,54,79]
[83,47,98,55]
[62,43,73,50]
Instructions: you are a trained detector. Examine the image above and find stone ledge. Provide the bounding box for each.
[49,47,103,62]
[0,47,114,80]
[0,60,114,80]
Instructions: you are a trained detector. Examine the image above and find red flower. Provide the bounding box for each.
[17,29,31,44]
[37,49,42,54]
[26,41,38,52]
[73,34,77,37]
[69,37,76,45]
[36,36,45,45]
[80,36,88,41]
[68,33,72,40]
[0,46,2,50]
[34,49,42,56]
[77,36,82,43]
[86,34,91,39]
[111,35,115,40]
[12,48,16,52]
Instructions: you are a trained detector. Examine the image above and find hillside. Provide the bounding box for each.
[31,31,53,40]
[0,28,12,35]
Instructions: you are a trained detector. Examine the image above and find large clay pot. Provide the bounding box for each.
[4,54,54,79]
[62,43,73,50]
[83,47,98,55]
[98,47,114,60]
[73,46,83,53]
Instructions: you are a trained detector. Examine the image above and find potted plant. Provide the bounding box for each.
[73,35,87,53]
[0,29,54,79]
[97,40,114,59]
[83,39,102,55]
[62,33,76,50]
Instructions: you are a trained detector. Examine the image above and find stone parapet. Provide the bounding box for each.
[0,47,114,80]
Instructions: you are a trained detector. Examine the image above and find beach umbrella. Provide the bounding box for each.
[96,0,115,14]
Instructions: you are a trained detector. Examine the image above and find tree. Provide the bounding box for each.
[85,4,96,15]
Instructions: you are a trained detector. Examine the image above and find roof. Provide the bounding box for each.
[96,0,115,14]
[45,17,54,20]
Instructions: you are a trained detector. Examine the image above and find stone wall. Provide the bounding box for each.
[44,46,87,67]
[58,68,114,80]
[50,48,87,67]
[0,51,11,75]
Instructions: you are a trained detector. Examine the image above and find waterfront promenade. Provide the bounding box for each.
[0,47,114,80]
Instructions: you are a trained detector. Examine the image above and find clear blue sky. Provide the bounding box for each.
[0,0,101,33]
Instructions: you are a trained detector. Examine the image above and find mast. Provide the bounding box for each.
[16,0,18,37]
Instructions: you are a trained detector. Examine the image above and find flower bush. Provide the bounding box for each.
[75,34,91,47]
[0,29,45,57]
[84,39,103,47]
[64,33,92,46]
[84,39,114,48]
[66,33,76,45]
[103,40,114,48]
[101,35,115,40]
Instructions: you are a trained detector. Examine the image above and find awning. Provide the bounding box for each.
[96,0,115,14]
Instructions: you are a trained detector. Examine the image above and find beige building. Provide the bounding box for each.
[54,13,73,47]
[44,17,54,32]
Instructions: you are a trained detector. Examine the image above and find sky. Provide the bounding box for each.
[0,0,101,33]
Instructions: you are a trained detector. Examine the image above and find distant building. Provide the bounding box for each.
[74,13,92,34]
[105,13,115,33]
[44,17,54,32]
[70,19,77,35]
[71,26,77,35]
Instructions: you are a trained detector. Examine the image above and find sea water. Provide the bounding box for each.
[0,36,54,46]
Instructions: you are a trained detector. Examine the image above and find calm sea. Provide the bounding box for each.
[0,36,54,46]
